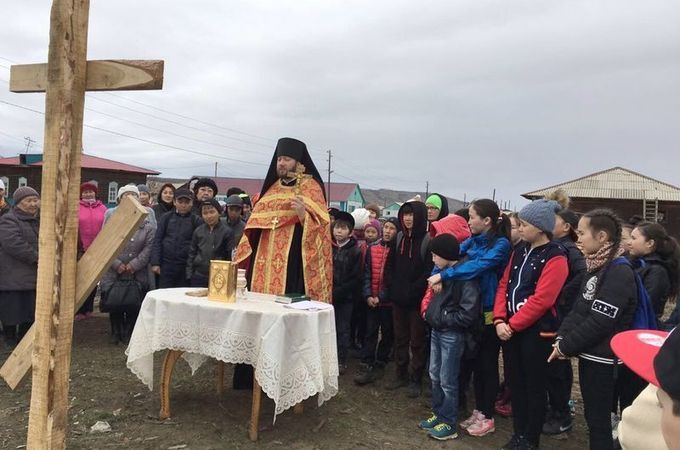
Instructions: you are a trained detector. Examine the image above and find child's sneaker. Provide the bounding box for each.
[459,409,482,429]
[495,401,512,417]
[428,423,458,440]
[418,414,441,430]
[467,417,495,437]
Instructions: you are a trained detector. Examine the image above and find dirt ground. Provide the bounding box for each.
[0,311,602,450]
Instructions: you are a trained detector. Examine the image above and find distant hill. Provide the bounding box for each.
[362,188,466,212]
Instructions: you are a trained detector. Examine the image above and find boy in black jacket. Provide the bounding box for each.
[418,233,481,441]
[186,199,233,287]
[332,212,363,373]
[151,188,202,288]
[384,201,433,397]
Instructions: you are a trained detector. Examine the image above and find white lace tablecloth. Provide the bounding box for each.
[126,288,339,419]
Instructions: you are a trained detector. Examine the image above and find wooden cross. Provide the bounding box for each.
[5,1,163,448]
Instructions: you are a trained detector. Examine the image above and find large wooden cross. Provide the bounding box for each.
[3,1,163,448]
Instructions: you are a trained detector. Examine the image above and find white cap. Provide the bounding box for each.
[0,179,4,190]
[117,183,139,200]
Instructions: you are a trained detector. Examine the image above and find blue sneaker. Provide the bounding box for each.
[428,423,458,440]
[418,414,441,430]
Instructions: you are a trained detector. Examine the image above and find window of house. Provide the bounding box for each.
[108,181,118,204]
[18,177,27,188]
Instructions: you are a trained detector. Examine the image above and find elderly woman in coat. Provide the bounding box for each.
[101,184,155,344]
[0,186,40,348]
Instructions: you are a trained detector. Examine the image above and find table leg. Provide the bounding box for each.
[215,360,225,396]
[159,350,184,420]
[249,375,262,442]
[294,403,304,415]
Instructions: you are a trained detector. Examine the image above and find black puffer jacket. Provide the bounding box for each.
[186,221,233,278]
[332,237,363,304]
[555,237,586,320]
[0,208,39,291]
[557,258,638,364]
[424,278,481,332]
[151,211,202,268]
[634,253,672,318]
[386,201,433,309]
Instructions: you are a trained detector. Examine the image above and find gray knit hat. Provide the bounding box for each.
[137,184,150,194]
[13,186,39,204]
[519,199,561,233]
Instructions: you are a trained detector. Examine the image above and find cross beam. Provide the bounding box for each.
[8,1,164,448]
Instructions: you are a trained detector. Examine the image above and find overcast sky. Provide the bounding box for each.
[1,0,679,207]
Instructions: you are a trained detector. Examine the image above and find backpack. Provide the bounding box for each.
[612,257,658,330]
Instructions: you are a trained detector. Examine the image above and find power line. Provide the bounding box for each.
[86,95,274,150]
[100,92,276,144]
[0,98,268,168]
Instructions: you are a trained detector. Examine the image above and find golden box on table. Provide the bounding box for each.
[208,260,238,303]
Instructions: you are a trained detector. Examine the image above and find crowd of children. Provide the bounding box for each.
[2,176,680,449]
[330,192,680,450]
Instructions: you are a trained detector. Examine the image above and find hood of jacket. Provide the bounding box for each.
[398,201,428,240]
[429,214,471,243]
[427,193,449,221]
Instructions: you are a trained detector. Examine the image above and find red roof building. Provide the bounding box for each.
[0,153,159,206]
[207,176,365,212]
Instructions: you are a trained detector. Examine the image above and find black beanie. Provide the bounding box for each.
[429,233,460,261]
[201,198,223,215]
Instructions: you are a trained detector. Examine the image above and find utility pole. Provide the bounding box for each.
[214,162,218,177]
[492,188,496,202]
[326,150,333,207]
[24,136,35,153]
[425,181,429,198]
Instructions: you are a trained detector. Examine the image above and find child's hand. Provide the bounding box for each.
[432,284,442,294]
[427,273,442,287]
[152,265,161,275]
[496,323,513,341]
[547,343,566,362]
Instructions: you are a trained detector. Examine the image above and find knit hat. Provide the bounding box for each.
[225,194,243,208]
[351,208,371,230]
[80,181,98,195]
[13,186,39,204]
[519,199,561,233]
[193,178,218,196]
[364,219,382,238]
[201,198,223,215]
[174,188,193,200]
[425,194,442,210]
[117,184,139,200]
[429,233,460,261]
[384,217,401,231]
[137,184,150,194]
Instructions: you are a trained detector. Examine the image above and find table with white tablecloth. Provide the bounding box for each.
[125,288,339,440]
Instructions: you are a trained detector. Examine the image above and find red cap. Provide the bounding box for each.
[611,330,669,387]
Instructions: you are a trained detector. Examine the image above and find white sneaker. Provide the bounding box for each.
[460,410,482,429]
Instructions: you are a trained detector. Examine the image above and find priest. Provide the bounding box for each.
[235,137,333,302]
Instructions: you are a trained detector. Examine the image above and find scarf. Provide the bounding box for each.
[585,242,626,272]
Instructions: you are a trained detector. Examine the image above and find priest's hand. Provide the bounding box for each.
[291,196,306,224]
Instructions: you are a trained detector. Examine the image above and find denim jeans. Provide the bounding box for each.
[429,329,464,426]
